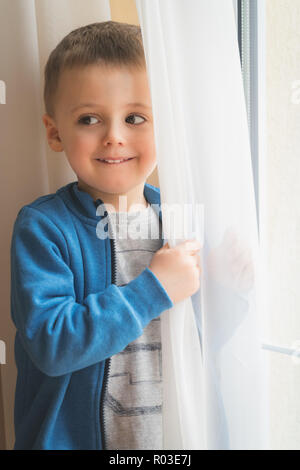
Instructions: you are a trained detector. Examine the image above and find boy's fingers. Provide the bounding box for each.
[192,253,201,267]
[196,253,201,267]
[180,239,201,252]
[163,239,201,252]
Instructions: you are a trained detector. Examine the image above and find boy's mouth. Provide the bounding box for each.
[95,157,135,165]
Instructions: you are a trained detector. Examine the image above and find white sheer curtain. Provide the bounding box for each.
[0,0,111,449]
[136,0,270,450]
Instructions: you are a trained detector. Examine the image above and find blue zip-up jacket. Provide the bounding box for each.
[10,181,174,450]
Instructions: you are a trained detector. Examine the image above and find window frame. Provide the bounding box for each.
[236,1,299,359]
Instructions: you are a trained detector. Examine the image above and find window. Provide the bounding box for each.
[238,0,300,450]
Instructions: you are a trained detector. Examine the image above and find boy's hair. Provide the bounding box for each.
[44,21,146,117]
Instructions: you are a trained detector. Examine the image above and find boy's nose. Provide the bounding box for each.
[102,123,127,146]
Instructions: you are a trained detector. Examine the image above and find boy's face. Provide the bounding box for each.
[43,64,156,211]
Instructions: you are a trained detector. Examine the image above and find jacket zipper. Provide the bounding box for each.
[99,208,117,450]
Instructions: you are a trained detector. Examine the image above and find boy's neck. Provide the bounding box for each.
[77,179,149,213]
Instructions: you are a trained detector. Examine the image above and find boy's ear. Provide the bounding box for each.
[42,113,64,152]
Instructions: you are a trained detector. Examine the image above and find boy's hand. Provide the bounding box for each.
[206,228,255,293]
[148,239,201,304]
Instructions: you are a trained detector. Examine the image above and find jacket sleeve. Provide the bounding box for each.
[10,206,173,377]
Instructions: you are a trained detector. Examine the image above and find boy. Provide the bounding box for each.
[10,21,201,450]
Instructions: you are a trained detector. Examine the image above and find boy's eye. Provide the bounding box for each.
[77,114,146,126]
[78,116,99,125]
[125,114,145,125]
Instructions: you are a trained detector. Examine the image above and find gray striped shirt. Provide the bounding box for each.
[103,203,164,450]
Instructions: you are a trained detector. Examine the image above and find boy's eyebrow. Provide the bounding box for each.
[71,102,152,113]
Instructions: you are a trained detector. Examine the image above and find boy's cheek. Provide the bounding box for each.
[68,135,97,156]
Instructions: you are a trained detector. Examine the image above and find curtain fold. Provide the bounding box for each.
[136,0,270,450]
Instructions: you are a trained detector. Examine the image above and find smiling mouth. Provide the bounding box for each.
[95,158,135,165]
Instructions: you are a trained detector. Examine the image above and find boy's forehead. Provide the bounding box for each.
[56,64,152,112]
[61,63,146,79]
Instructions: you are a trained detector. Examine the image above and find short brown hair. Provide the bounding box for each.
[43,21,146,117]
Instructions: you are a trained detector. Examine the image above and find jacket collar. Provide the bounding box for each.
[64,181,162,223]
